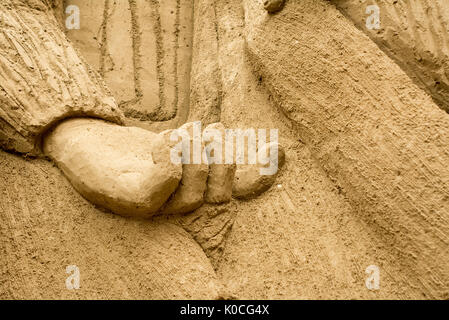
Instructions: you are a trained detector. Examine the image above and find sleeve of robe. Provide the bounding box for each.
[0,0,124,155]
[244,0,449,299]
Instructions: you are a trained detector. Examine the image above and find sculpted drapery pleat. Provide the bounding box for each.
[244,0,449,299]
[0,1,123,154]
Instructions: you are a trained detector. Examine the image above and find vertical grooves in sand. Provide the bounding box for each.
[151,0,167,120]
[146,0,180,121]
[119,0,181,122]
[128,0,142,102]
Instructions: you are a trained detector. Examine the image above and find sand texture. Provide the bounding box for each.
[0,0,448,300]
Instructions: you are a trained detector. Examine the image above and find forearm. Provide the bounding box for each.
[0,1,123,155]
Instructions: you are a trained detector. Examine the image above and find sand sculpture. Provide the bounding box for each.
[1,0,448,300]
[0,0,284,218]
[263,0,285,13]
